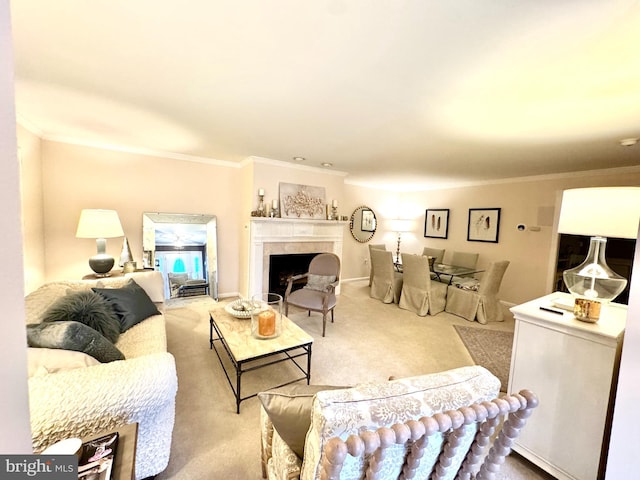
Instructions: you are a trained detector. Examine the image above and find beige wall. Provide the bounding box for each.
[19,133,640,306]
[341,169,640,305]
[38,140,242,295]
[18,125,45,293]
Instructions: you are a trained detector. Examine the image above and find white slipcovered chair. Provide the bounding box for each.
[445,260,510,324]
[369,248,403,304]
[422,246,445,264]
[398,253,447,316]
[259,365,538,480]
[368,244,386,286]
[449,251,479,269]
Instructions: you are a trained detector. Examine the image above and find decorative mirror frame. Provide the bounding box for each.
[349,205,377,243]
[142,212,219,300]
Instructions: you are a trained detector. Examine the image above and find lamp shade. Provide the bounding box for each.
[76,209,124,239]
[558,187,640,239]
[389,219,413,233]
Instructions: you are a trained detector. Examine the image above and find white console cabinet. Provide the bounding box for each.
[508,292,626,480]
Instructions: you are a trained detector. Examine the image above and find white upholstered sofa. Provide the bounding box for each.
[259,366,537,480]
[25,271,178,480]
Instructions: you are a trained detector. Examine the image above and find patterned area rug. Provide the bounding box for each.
[453,325,514,391]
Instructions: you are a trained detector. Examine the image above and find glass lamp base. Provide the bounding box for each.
[562,236,627,303]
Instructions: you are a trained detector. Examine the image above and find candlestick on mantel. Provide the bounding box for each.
[272,199,278,209]
[258,188,265,196]
[332,199,338,208]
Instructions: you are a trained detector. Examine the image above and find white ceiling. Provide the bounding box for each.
[10,0,640,190]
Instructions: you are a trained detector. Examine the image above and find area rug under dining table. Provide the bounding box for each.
[453,325,514,391]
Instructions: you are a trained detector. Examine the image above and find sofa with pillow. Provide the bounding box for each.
[25,271,178,480]
[259,366,538,480]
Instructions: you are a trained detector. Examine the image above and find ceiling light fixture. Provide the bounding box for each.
[619,138,638,147]
[293,156,306,162]
[321,162,333,168]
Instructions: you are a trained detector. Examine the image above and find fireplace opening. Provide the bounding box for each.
[269,253,320,298]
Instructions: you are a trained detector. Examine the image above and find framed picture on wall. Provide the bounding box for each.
[424,209,449,239]
[467,208,501,243]
[361,209,376,232]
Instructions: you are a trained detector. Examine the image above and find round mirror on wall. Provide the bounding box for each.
[350,206,377,243]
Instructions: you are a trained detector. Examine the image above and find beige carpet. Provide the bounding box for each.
[156,280,554,480]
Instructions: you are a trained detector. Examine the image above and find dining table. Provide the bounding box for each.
[395,262,484,285]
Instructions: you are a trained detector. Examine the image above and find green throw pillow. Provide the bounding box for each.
[258,384,347,458]
[26,321,125,363]
[41,290,121,343]
[93,279,160,332]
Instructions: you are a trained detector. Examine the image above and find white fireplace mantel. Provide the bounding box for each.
[246,218,347,298]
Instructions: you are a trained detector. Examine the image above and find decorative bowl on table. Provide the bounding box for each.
[224,299,256,319]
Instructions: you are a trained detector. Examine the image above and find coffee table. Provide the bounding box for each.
[209,307,313,413]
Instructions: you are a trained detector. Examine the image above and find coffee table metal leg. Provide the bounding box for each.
[306,344,312,384]
[236,365,242,414]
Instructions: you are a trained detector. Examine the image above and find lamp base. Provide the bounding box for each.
[89,254,115,276]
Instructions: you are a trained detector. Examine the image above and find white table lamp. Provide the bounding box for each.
[557,187,640,304]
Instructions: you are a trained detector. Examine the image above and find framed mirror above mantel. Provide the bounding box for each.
[143,212,218,300]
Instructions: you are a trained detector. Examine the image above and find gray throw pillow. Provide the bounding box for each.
[303,274,336,292]
[92,279,160,332]
[26,321,125,363]
[258,384,347,458]
[41,290,121,343]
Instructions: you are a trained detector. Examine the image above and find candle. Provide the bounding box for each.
[258,188,265,196]
[258,309,276,337]
[272,199,278,209]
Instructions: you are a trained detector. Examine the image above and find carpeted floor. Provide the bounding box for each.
[156,280,554,480]
[454,324,514,389]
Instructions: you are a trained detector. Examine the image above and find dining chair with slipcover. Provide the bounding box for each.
[445,260,510,324]
[422,247,445,264]
[368,244,386,286]
[369,248,403,304]
[398,253,448,316]
[449,251,479,269]
[284,253,340,337]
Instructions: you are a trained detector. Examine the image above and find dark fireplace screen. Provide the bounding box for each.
[269,253,320,297]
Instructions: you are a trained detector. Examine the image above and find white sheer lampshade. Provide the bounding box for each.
[390,219,413,233]
[558,187,640,303]
[76,209,124,276]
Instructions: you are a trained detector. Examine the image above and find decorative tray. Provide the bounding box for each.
[224,299,256,319]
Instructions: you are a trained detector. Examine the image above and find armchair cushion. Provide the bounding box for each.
[41,290,121,342]
[303,274,336,292]
[302,366,500,480]
[93,279,160,332]
[258,384,347,458]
